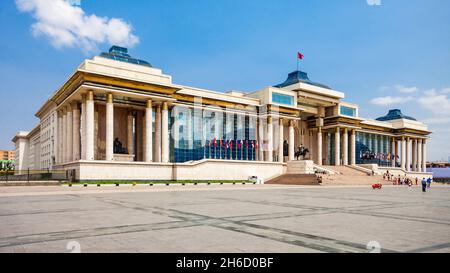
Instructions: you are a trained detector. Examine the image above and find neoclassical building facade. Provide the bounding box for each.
[13,46,431,181]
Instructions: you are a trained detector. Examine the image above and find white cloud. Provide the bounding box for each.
[441,87,450,94]
[370,96,413,106]
[394,85,418,94]
[367,0,381,6]
[422,117,450,125]
[379,85,418,94]
[417,91,450,115]
[15,0,139,52]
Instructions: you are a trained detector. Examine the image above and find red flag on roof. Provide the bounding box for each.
[297,52,304,60]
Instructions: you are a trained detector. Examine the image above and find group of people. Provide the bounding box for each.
[383,170,433,192]
[362,151,398,162]
[421,177,433,192]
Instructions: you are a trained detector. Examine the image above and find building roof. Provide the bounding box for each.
[376,109,417,121]
[274,70,331,89]
[99,46,152,67]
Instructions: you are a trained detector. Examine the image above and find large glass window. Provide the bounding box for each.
[171,106,257,163]
[272,93,294,106]
[355,132,393,167]
[340,106,356,117]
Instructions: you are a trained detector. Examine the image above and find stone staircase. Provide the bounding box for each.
[266,174,319,185]
[318,165,386,185]
[266,161,320,185]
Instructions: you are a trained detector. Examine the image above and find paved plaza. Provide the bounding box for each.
[0,184,449,253]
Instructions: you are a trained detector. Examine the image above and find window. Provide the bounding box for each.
[340,106,356,117]
[272,93,294,106]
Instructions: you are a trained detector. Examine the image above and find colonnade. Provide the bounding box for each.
[395,137,427,172]
[56,91,299,164]
[56,91,170,164]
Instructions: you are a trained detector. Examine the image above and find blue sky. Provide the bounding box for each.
[0,0,449,161]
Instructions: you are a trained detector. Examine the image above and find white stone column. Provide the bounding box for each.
[72,102,80,161]
[278,118,284,163]
[258,117,264,161]
[391,138,396,167]
[127,111,134,156]
[417,139,422,172]
[350,129,356,165]
[412,139,417,171]
[289,120,295,161]
[401,137,406,170]
[186,108,192,150]
[145,100,153,162]
[161,102,169,163]
[334,127,340,166]
[85,91,95,161]
[154,104,161,162]
[267,116,273,162]
[317,127,322,166]
[415,139,420,171]
[67,104,73,162]
[309,130,314,161]
[80,94,86,160]
[395,140,399,167]
[62,108,67,163]
[343,128,348,165]
[422,139,427,173]
[406,137,411,172]
[57,111,63,164]
[105,93,114,161]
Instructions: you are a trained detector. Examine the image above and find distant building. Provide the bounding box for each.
[0,149,15,161]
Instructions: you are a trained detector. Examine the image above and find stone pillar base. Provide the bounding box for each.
[287,160,315,174]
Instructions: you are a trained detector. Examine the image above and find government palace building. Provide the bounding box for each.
[12,46,432,182]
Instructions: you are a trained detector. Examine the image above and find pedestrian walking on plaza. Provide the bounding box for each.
[421,178,427,192]
[415,177,418,186]
[427,177,432,188]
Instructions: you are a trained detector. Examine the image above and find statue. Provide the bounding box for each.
[283,140,289,157]
[295,144,309,160]
[113,138,128,154]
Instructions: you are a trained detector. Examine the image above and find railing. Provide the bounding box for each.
[0,169,68,183]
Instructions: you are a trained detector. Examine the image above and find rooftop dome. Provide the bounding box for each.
[376,109,417,121]
[274,70,331,89]
[99,46,152,67]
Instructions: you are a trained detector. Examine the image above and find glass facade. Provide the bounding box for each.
[356,132,392,167]
[272,92,294,106]
[328,133,335,165]
[171,106,257,163]
[340,106,356,117]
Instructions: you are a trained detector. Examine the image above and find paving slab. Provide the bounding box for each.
[0,185,449,253]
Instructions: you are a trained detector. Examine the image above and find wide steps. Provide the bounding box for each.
[266,174,319,185]
[319,166,386,185]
